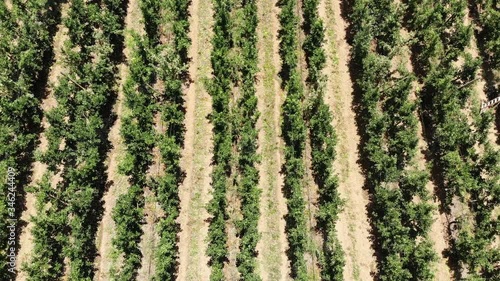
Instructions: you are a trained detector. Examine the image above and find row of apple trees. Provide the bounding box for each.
[230,0,262,279]
[0,0,62,278]
[407,0,499,279]
[26,0,126,280]
[111,0,190,280]
[278,0,309,279]
[302,0,344,279]
[206,0,263,279]
[351,0,436,280]
[205,0,233,279]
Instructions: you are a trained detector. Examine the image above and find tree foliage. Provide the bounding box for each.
[302,0,344,279]
[24,0,126,280]
[278,0,309,279]
[350,0,437,279]
[112,0,191,279]
[0,1,61,276]
[407,0,500,279]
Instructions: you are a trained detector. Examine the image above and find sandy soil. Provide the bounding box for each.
[429,203,454,281]
[254,0,291,279]
[320,0,377,280]
[136,186,162,280]
[136,114,167,281]
[176,0,214,279]
[94,0,143,279]
[303,139,322,281]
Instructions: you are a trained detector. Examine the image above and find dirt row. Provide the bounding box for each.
[175,0,214,278]
[254,0,290,279]
[319,0,378,280]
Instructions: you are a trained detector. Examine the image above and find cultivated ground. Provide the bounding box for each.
[176,0,214,279]
[320,0,377,280]
[255,0,290,280]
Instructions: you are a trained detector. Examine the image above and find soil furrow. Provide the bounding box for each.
[255,0,290,279]
[176,0,214,278]
[298,0,322,279]
[320,0,377,280]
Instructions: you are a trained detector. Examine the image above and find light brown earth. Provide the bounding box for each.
[94,0,143,279]
[303,139,322,281]
[137,107,167,279]
[5,0,12,10]
[320,0,377,280]
[15,3,69,279]
[255,0,290,279]
[137,184,162,280]
[176,0,214,279]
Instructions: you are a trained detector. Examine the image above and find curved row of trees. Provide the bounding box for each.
[407,0,499,279]
[301,0,344,279]
[350,0,436,280]
[0,1,62,277]
[26,0,125,279]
